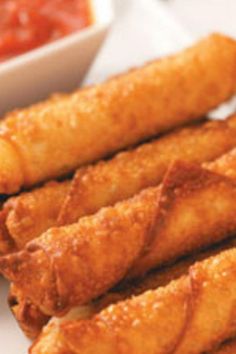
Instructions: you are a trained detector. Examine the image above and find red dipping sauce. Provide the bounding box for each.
[0,0,93,62]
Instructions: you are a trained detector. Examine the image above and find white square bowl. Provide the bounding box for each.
[0,0,113,116]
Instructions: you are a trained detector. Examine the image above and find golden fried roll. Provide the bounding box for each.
[1,34,236,194]
[11,237,236,340]
[2,153,236,316]
[8,284,50,340]
[2,116,236,255]
[58,115,236,225]
[30,306,99,354]
[0,180,70,254]
[128,148,236,279]
[30,248,236,354]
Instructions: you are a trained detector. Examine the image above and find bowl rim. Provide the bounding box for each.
[0,0,114,74]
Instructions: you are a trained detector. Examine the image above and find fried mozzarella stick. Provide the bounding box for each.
[2,149,236,316]
[2,115,236,255]
[1,33,236,194]
[58,115,236,225]
[11,237,236,340]
[0,181,70,254]
[30,248,236,354]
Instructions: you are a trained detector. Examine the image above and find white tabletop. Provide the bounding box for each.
[85,0,190,85]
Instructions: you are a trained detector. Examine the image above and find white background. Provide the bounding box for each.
[167,0,236,38]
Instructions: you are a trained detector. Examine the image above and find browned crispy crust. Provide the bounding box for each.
[127,155,236,278]
[0,207,15,255]
[8,284,50,339]
[205,146,236,181]
[30,248,236,354]
[0,180,70,254]
[2,155,236,316]
[1,34,236,194]
[13,236,236,340]
[0,185,159,316]
[1,116,236,256]
[8,148,236,341]
[58,114,236,225]
[2,115,236,256]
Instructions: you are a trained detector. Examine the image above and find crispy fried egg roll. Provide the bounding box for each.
[1,34,236,194]
[8,284,50,340]
[10,237,236,340]
[2,150,236,316]
[30,248,236,354]
[58,115,236,225]
[36,312,236,354]
[0,181,70,254]
[128,149,236,279]
[2,115,236,255]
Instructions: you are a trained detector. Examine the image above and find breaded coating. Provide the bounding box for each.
[30,306,98,354]
[30,248,236,354]
[0,185,158,316]
[2,152,236,316]
[1,34,236,194]
[0,180,70,254]
[2,115,236,255]
[12,237,236,340]
[205,146,236,180]
[58,115,236,225]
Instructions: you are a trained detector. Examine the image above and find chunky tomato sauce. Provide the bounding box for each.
[0,0,92,61]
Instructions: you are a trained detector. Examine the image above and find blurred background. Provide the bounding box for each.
[166,0,236,37]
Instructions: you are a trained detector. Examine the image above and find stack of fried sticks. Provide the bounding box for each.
[1,33,236,353]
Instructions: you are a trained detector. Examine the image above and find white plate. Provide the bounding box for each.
[0,1,190,353]
[0,0,113,116]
